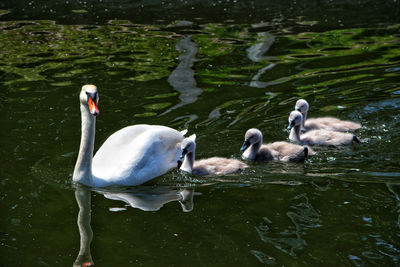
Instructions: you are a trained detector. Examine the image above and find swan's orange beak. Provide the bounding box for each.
[88,97,99,116]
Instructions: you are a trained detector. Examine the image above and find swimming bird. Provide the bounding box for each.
[179,134,248,175]
[73,84,187,187]
[295,99,361,132]
[240,128,313,162]
[288,110,360,146]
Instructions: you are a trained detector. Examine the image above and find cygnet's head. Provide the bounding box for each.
[179,134,197,159]
[295,99,309,114]
[80,84,99,116]
[287,110,303,130]
[240,128,262,151]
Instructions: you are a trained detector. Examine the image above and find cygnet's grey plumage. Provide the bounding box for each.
[179,134,248,175]
[295,99,361,132]
[241,128,313,162]
[288,110,361,146]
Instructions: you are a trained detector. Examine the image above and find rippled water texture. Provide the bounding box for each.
[1,1,400,266]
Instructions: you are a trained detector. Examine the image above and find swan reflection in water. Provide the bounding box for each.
[73,184,196,267]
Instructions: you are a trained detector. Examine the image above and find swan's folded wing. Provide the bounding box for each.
[92,125,184,185]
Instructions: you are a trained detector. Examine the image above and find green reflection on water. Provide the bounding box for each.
[0,21,179,86]
[1,21,399,93]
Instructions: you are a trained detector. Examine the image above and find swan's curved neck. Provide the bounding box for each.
[181,151,194,174]
[289,124,302,144]
[73,103,96,185]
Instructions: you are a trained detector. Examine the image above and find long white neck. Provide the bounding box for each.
[181,151,195,174]
[243,140,261,160]
[289,124,302,144]
[73,103,96,185]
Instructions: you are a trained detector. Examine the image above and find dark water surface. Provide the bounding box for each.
[1,1,400,266]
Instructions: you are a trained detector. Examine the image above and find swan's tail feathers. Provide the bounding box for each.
[303,146,308,158]
[180,129,188,136]
[353,135,361,143]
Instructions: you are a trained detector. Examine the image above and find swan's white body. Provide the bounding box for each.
[73,85,185,187]
[92,125,184,186]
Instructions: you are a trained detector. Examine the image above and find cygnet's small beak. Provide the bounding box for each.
[287,120,295,130]
[295,106,301,112]
[180,148,188,160]
[240,140,250,152]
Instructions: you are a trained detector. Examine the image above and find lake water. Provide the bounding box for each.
[1,1,400,266]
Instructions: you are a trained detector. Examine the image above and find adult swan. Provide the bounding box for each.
[73,84,186,187]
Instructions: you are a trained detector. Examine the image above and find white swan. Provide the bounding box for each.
[73,84,186,187]
[241,128,313,162]
[295,99,361,132]
[288,110,360,146]
[179,134,248,175]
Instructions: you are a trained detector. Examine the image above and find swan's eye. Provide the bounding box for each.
[86,91,98,102]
